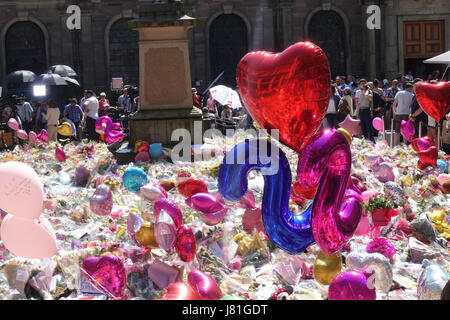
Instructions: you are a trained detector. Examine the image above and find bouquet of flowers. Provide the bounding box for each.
[363,194,398,227]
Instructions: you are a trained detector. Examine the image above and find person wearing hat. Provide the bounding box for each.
[337,87,354,122]
[82,90,99,141]
[16,95,34,133]
[64,98,84,141]
[221,104,233,121]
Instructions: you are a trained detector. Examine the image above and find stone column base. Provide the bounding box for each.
[129,107,203,148]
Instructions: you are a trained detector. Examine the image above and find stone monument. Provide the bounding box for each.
[127,0,202,149]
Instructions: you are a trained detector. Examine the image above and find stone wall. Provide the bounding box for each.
[0,0,449,96]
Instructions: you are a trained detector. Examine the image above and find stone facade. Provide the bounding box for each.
[0,0,449,96]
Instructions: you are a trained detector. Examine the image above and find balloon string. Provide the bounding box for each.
[79,267,119,300]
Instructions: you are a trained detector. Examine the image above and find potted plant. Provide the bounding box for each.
[363,194,398,227]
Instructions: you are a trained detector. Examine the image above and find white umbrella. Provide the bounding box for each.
[423,51,450,81]
[423,51,450,64]
[209,85,242,109]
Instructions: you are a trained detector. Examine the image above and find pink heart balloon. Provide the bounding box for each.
[82,254,127,298]
[188,270,223,300]
[37,129,49,143]
[373,162,395,183]
[0,214,57,258]
[7,118,19,131]
[364,154,384,170]
[17,129,28,140]
[89,184,113,216]
[139,184,167,203]
[0,161,44,219]
[28,131,37,145]
[437,174,449,186]
[55,147,66,162]
[401,120,415,142]
[372,117,383,131]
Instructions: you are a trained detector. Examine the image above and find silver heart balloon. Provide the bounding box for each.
[89,184,113,216]
[346,251,393,293]
[127,212,144,246]
[417,259,449,300]
[139,184,166,203]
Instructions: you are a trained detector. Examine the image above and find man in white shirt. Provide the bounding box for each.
[16,96,34,132]
[323,84,340,129]
[392,82,414,145]
[82,90,99,141]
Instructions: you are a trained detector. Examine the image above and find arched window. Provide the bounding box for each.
[5,21,46,75]
[109,18,139,86]
[308,10,347,77]
[210,14,248,88]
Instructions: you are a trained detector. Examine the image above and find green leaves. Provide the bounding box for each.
[363,194,394,213]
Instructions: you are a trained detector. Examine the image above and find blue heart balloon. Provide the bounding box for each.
[149,143,163,159]
[218,139,313,254]
[123,167,148,192]
[436,159,448,174]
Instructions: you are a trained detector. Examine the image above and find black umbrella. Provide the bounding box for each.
[33,73,68,86]
[59,77,82,99]
[47,65,77,78]
[62,77,80,86]
[6,70,37,84]
[5,70,37,94]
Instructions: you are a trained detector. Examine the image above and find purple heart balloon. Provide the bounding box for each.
[328,270,376,300]
[89,184,113,216]
[187,270,223,300]
[82,254,127,298]
[185,193,224,214]
[37,129,48,143]
[401,120,415,142]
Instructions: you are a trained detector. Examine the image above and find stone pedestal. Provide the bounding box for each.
[127,2,202,148]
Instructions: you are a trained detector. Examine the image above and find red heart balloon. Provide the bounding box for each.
[237,42,331,154]
[177,178,208,198]
[416,82,450,122]
[412,136,433,153]
[418,146,438,170]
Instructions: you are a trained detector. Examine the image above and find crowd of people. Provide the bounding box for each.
[1,72,449,155]
[0,86,140,146]
[322,73,450,154]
